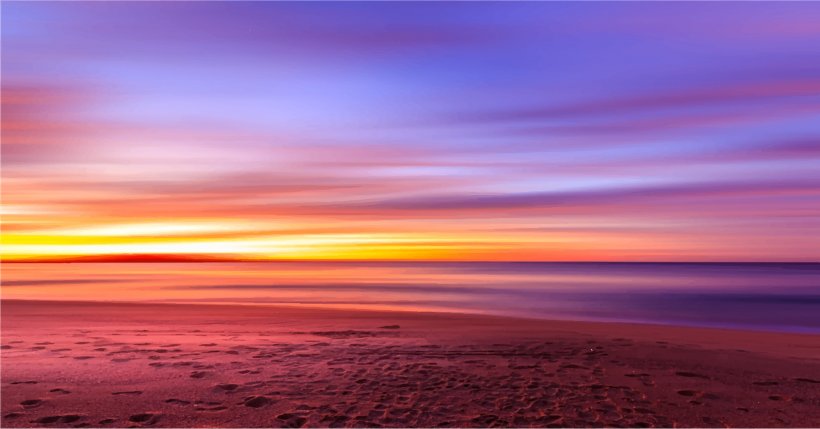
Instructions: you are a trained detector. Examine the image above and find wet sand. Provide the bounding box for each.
[2,299,819,428]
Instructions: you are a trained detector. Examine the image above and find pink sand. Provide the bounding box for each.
[2,300,819,427]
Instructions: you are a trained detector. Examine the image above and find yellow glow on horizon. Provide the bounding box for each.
[0,228,570,261]
[0,208,668,262]
[1,231,439,259]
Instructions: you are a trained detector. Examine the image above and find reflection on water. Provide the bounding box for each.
[2,262,819,333]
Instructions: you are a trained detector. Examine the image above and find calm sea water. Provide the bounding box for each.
[2,262,819,333]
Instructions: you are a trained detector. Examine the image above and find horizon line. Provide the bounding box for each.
[2,255,817,265]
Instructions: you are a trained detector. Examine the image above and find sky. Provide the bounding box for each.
[2,2,819,262]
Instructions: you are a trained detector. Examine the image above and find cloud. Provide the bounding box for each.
[460,79,820,123]
[440,77,820,142]
[362,180,820,212]
[2,279,133,287]
[1,82,107,164]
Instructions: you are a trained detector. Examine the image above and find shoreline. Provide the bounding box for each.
[3,298,819,359]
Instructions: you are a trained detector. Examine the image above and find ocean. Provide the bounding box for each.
[3,262,818,333]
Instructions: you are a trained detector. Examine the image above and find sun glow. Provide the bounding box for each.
[0,230,460,260]
[1,222,646,262]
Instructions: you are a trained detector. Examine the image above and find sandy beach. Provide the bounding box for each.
[2,300,819,428]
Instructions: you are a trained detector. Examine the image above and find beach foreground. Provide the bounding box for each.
[2,300,819,428]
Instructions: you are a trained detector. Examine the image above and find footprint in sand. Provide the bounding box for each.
[702,416,723,426]
[195,405,228,412]
[113,391,142,396]
[34,416,61,424]
[215,383,239,392]
[129,413,158,424]
[20,399,43,408]
[243,396,272,408]
[675,371,709,379]
[560,363,587,370]
[61,415,83,424]
[277,413,307,428]
[33,414,85,424]
[320,414,350,427]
